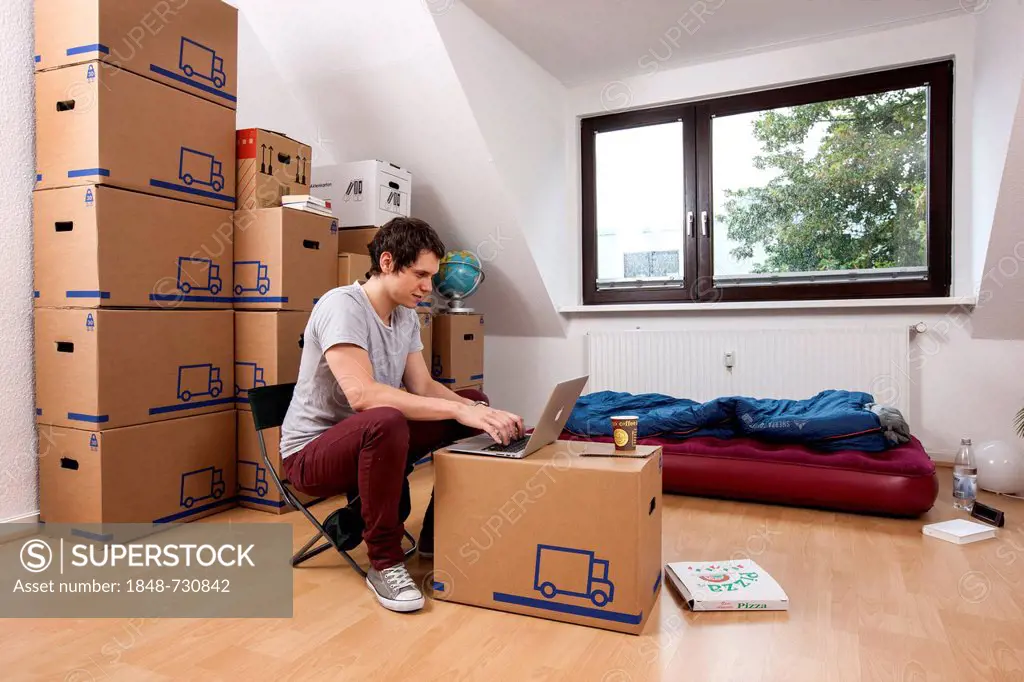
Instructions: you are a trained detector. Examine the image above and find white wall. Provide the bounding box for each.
[432,4,573,314]
[0,0,40,521]
[476,16,1024,462]
[237,0,565,337]
[969,0,1024,301]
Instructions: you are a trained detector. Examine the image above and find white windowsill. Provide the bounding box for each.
[559,296,977,314]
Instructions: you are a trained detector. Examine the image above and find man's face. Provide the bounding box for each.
[380,250,440,308]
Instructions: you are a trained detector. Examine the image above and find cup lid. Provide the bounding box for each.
[611,415,639,420]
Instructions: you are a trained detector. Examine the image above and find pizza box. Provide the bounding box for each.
[665,559,789,611]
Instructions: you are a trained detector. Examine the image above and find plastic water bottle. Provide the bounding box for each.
[953,438,977,511]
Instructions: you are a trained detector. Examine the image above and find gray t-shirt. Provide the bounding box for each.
[279,284,423,459]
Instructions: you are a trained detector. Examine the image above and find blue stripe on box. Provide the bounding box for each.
[35,174,42,183]
[149,64,238,103]
[67,44,110,56]
[235,397,250,405]
[653,572,663,594]
[71,528,115,542]
[237,495,286,508]
[35,408,42,416]
[470,374,484,381]
[68,168,110,178]
[149,293,234,303]
[149,397,235,415]
[33,291,40,298]
[66,290,110,299]
[413,454,433,466]
[437,378,456,385]
[492,592,643,625]
[149,179,234,203]
[433,581,446,592]
[34,55,41,63]
[68,412,109,423]
[152,497,236,523]
[232,296,289,304]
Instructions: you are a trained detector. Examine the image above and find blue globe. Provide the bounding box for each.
[433,250,484,302]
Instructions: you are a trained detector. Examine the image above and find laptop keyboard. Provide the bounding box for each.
[482,436,530,454]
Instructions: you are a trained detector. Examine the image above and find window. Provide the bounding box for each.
[581,61,953,304]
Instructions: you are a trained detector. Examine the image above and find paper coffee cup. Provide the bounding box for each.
[611,415,638,451]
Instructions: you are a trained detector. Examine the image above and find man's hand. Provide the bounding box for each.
[456,404,525,445]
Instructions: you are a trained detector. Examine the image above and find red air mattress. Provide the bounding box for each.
[561,433,939,517]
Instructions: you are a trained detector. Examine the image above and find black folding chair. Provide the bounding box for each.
[247,382,417,578]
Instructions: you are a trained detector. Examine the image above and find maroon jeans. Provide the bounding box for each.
[282,389,487,570]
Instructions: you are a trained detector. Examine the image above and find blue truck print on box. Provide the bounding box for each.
[177,363,223,402]
[177,256,223,295]
[179,148,225,192]
[238,460,269,498]
[179,38,227,89]
[179,466,226,509]
[233,261,271,296]
[235,361,266,399]
[534,544,615,608]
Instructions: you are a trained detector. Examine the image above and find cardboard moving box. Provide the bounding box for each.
[35,62,235,209]
[236,129,313,210]
[234,311,308,410]
[434,442,663,635]
[34,0,238,109]
[418,312,432,365]
[39,411,236,525]
[335,227,379,256]
[33,185,234,309]
[312,160,411,228]
[232,208,338,311]
[432,313,484,389]
[338,253,372,287]
[236,411,323,514]
[35,309,233,431]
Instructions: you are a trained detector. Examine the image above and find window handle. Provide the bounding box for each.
[687,211,694,237]
[701,211,709,237]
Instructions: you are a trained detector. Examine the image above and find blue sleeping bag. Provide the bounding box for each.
[564,389,904,452]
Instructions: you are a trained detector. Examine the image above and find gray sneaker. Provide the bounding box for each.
[365,563,425,612]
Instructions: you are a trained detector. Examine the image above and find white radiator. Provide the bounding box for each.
[586,328,912,420]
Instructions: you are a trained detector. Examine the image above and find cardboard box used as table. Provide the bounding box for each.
[431,313,484,389]
[39,410,236,525]
[35,61,235,209]
[232,207,337,311]
[33,184,234,309]
[34,0,238,109]
[34,308,234,431]
[236,128,312,210]
[433,441,663,635]
[234,311,307,409]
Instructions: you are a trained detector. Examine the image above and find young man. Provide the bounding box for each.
[280,217,524,613]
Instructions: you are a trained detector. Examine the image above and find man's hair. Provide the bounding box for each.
[367,217,446,276]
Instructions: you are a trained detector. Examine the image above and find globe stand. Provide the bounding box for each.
[436,262,485,315]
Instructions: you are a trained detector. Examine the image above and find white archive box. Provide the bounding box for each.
[311,160,411,228]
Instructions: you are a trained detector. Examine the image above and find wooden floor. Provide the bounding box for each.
[4,464,1024,682]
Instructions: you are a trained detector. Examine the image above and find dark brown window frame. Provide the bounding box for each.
[581,60,954,305]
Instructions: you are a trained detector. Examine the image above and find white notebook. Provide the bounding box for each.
[922,519,996,545]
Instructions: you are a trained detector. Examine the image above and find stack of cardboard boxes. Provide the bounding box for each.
[232,128,337,514]
[33,0,240,528]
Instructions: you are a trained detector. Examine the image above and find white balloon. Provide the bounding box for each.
[976,440,1024,494]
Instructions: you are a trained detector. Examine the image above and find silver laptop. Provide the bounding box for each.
[446,375,589,459]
